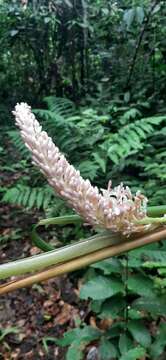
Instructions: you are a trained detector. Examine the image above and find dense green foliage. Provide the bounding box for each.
[0,0,166,359]
[55,242,166,360]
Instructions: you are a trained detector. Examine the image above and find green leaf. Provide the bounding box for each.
[128,320,151,347]
[90,300,103,314]
[128,308,142,320]
[158,268,166,275]
[43,192,52,209]
[80,276,123,300]
[91,258,122,275]
[127,256,142,268]
[150,323,166,359]
[119,333,133,355]
[10,29,19,37]
[119,346,146,360]
[16,189,24,206]
[108,147,119,164]
[93,152,106,173]
[107,322,124,339]
[132,295,166,316]
[56,326,101,347]
[123,9,135,29]
[59,326,101,360]
[28,188,37,208]
[42,337,58,353]
[22,187,31,207]
[55,329,78,347]
[136,7,144,24]
[0,327,19,342]
[143,261,166,269]
[66,340,84,360]
[100,295,125,319]
[142,250,166,264]
[2,187,19,203]
[99,337,117,360]
[36,190,44,209]
[127,274,154,297]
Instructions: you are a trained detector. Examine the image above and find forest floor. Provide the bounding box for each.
[0,201,91,360]
[0,135,96,360]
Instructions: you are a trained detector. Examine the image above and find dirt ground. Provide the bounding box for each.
[0,205,89,360]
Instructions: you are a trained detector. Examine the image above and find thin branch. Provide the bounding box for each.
[0,227,165,295]
[126,0,160,88]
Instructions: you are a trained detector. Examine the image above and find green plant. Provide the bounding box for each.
[0,327,19,343]
[0,96,166,360]
[0,1,166,359]
[55,242,166,360]
[0,228,22,245]
[2,184,54,210]
[3,96,166,214]
[0,327,19,352]
[34,96,109,180]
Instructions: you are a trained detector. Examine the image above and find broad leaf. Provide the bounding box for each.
[91,258,122,275]
[120,346,146,360]
[132,295,166,316]
[123,9,135,29]
[128,320,151,348]
[66,340,84,360]
[100,295,125,319]
[80,276,123,300]
[127,274,154,297]
[119,333,133,355]
[99,337,117,360]
[150,323,166,359]
[56,326,101,347]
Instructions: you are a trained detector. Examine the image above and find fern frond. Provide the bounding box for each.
[102,115,166,164]
[120,107,142,124]
[143,163,166,180]
[43,96,75,118]
[7,130,30,157]
[2,185,54,209]
[33,98,106,165]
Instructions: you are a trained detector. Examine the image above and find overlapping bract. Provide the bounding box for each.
[13,103,151,235]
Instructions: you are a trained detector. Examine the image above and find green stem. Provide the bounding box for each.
[32,215,83,252]
[38,215,82,226]
[1,228,166,295]
[33,209,166,253]
[147,206,166,217]
[0,233,123,280]
[32,227,55,252]
[135,216,166,225]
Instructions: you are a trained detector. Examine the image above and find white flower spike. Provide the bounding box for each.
[13,102,151,235]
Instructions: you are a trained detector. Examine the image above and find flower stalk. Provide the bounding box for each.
[0,227,166,295]
[147,205,166,217]
[0,233,124,280]
[0,103,163,295]
[13,103,154,235]
[135,216,166,225]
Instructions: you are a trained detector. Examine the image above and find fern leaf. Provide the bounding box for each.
[104,115,166,164]
[22,186,31,207]
[7,130,30,157]
[36,189,44,209]
[28,188,37,208]
[2,185,54,210]
[43,96,75,118]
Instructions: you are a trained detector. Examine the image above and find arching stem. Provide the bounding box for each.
[0,227,166,295]
[0,233,123,280]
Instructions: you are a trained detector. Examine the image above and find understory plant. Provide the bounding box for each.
[3,95,166,213]
[0,102,166,359]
